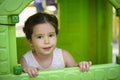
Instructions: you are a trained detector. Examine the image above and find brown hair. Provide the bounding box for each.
[23,12,58,40]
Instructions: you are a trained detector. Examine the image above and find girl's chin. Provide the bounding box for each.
[41,47,55,55]
[41,52,52,55]
[42,50,53,55]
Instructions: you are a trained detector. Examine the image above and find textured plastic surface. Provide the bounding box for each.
[0,26,10,74]
[109,0,120,9]
[0,0,32,74]
[116,55,120,64]
[0,0,118,80]
[0,64,120,80]
[57,0,112,64]
[0,0,32,15]
[13,64,22,75]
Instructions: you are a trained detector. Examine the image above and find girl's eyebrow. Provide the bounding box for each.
[34,34,42,37]
[49,32,56,34]
[34,32,56,36]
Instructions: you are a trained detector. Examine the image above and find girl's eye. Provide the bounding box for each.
[49,34,55,37]
[38,36,42,39]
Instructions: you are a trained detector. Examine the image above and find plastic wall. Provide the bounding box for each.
[1,64,120,80]
[0,0,32,74]
[57,0,112,64]
[0,0,119,80]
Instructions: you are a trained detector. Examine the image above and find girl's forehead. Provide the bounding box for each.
[33,23,55,34]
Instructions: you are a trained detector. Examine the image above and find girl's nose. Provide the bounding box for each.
[44,37,50,44]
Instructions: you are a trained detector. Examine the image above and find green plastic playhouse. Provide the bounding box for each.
[0,0,120,80]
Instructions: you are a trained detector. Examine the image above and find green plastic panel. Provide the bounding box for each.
[0,0,32,74]
[17,37,31,62]
[0,15,18,74]
[0,64,120,80]
[0,0,117,80]
[0,0,32,15]
[57,0,112,64]
[0,26,10,74]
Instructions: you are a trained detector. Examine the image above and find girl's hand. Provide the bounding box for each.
[23,66,38,77]
[78,61,92,72]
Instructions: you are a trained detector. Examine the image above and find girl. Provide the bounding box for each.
[20,12,92,77]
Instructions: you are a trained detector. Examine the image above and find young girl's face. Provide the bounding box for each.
[30,23,57,55]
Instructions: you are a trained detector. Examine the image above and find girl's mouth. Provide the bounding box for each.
[43,47,51,50]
